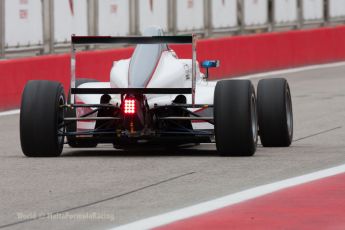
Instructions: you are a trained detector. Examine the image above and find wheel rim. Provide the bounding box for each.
[285,87,293,138]
[251,94,258,143]
[57,95,65,146]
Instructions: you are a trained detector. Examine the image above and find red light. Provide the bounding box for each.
[124,99,136,115]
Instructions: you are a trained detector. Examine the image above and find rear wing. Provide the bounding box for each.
[70,35,197,105]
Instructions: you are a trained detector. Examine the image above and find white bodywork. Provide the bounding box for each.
[75,27,216,130]
[77,52,216,106]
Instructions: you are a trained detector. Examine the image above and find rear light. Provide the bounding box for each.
[124,99,136,115]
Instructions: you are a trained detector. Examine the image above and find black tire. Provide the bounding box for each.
[214,80,258,156]
[20,80,65,157]
[257,78,293,147]
[65,78,99,148]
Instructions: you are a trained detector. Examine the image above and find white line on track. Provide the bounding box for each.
[233,61,345,80]
[0,109,20,117]
[111,164,345,230]
[1,61,345,118]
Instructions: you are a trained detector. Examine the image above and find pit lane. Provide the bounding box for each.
[0,63,345,230]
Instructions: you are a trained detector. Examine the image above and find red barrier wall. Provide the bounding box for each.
[1,26,345,111]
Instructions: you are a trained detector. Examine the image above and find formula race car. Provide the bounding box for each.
[20,26,293,157]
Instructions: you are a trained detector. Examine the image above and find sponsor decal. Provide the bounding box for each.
[187,0,194,9]
[149,0,154,12]
[111,4,118,14]
[19,0,28,19]
[69,0,74,16]
[19,9,28,19]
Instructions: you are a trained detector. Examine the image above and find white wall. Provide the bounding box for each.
[211,0,238,29]
[176,0,204,32]
[273,0,298,25]
[98,0,129,36]
[139,0,168,33]
[54,0,88,43]
[302,0,324,21]
[244,0,268,27]
[329,0,345,19]
[5,0,43,47]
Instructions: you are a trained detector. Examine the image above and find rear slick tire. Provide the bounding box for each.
[214,80,258,156]
[257,78,293,147]
[20,80,65,157]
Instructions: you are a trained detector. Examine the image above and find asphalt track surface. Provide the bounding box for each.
[1,64,345,230]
